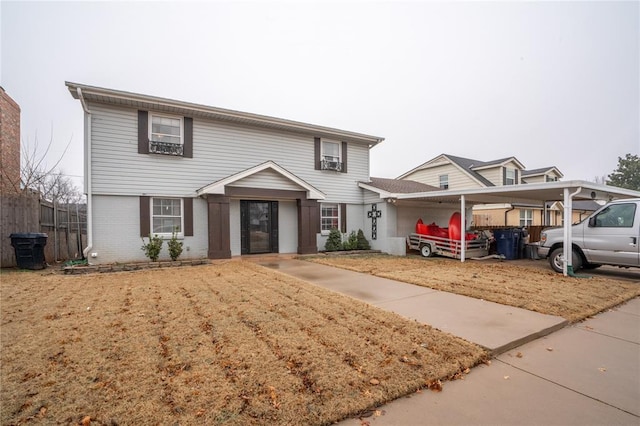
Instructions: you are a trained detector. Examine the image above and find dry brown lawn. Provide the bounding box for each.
[306,255,640,322]
[0,261,486,425]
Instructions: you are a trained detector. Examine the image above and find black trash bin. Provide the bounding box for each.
[10,233,48,270]
[493,228,520,260]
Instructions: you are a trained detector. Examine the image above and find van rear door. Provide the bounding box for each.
[582,202,639,267]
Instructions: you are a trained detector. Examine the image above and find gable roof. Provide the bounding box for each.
[66,82,384,147]
[521,166,564,178]
[399,154,525,187]
[196,161,325,200]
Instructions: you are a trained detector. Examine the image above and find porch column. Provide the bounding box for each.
[206,194,231,259]
[297,199,319,254]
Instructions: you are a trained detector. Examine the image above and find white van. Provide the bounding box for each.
[538,198,640,273]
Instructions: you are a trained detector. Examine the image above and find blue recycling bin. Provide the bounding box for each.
[10,233,48,270]
[494,229,520,260]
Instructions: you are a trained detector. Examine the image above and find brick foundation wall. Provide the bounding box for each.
[0,87,21,194]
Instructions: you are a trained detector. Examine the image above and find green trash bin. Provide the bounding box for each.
[10,233,48,270]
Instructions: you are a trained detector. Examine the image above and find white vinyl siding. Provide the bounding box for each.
[88,103,369,203]
[476,167,503,186]
[229,169,304,191]
[402,164,481,189]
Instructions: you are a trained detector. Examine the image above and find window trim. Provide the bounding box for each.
[519,209,533,226]
[148,113,184,155]
[320,139,342,171]
[439,174,449,189]
[151,197,184,238]
[505,168,516,186]
[320,202,340,235]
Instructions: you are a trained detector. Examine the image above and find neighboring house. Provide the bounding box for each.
[544,200,602,226]
[66,82,384,264]
[398,154,564,227]
[0,87,21,194]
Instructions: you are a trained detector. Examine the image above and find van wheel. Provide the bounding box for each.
[421,244,433,257]
[549,247,582,273]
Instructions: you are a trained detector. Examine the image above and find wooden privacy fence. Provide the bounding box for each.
[1,193,87,268]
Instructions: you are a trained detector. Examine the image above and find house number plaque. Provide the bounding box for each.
[367,203,382,240]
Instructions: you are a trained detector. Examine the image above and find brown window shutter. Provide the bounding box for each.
[340,203,347,233]
[314,137,321,170]
[341,142,348,173]
[515,169,519,185]
[140,196,150,237]
[502,167,507,185]
[183,117,193,158]
[183,197,193,236]
[138,111,149,154]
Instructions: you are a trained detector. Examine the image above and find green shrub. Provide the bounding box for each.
[141,234,163,262]
[167,230,183,261]
[356,229,371,250]
[324,228,343,252]
[342,231,358,250]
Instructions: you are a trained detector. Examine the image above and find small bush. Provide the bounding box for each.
[141,234,163,262]
[167,230,183,261]
[356,229,371,250]
[324,229,343,252]
[342,231,358,250]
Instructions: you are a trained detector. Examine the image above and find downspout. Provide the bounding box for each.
[563,186,582,277]
[504,205,515,226]
[77,88,93,261]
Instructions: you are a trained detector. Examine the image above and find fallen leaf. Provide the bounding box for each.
[504,375,510,380]
[598,367,607,372]
[516,352,523,358]
[546,347,553,352]
[81,416,91,426]
[483,360,492,366]
[427,379,442,392]
[369,378,380,385]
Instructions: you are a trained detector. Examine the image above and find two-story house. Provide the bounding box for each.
[66,82,384,264]
[397,154,566,227]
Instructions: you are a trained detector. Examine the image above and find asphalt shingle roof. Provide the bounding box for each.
[364,177,439,194]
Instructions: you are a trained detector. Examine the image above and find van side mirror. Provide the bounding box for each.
[588,217,596,227]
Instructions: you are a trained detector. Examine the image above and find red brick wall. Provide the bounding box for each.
[0,87,21,194]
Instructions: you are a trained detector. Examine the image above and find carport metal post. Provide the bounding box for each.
[562,187,580,276]
[460,195,466,262]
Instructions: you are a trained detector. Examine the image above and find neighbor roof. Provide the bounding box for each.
[398,154,526,187]
[522,166,564,178]
[363,177,439,194]
[65,82,385,147]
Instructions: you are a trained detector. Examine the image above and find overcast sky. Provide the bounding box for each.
[2,1,639,191]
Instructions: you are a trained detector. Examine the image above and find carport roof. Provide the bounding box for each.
[358,179,640,205]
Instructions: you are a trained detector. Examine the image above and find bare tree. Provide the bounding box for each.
[10,128,82,202]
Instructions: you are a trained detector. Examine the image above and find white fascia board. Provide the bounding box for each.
[66,82,384,146]
[197,161,326,200]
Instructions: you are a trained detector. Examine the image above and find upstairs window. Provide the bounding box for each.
[320,203,340,233]
[546,175,558,182]
[505,168,516,185]
[321,140,342,171]
[149,114,184,155]
[152,197,183,236]
[439,174,449,189]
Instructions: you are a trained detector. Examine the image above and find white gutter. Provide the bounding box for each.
[562,186,582,276]
[77,88,93,261]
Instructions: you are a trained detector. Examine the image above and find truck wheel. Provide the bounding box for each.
[421,244,433,257]
[549,247,582,273]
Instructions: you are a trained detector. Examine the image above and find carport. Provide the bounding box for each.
[375,180,640,276]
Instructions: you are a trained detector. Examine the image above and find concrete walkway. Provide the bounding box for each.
[258,258,640,425]
[260,259,567,355]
